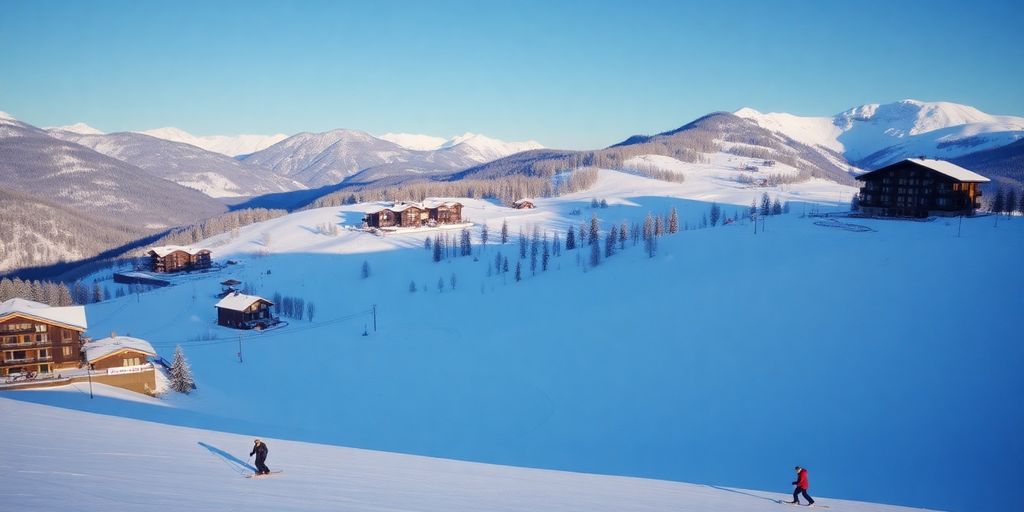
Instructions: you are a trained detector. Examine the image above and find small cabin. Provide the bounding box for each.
[856,158,989,218]
[513,199,535,209]
[0,298,87,378]
[148,246,212,273]
[215,293,277,330]
[219,279,242,296]
[84,335,158,395]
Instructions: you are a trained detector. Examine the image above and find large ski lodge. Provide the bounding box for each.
[147,246,212,273]
[364,201,464,229]
[856,158,989,218]
[0,298,87,378]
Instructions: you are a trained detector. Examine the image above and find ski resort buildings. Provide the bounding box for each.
[364,201,464,229]
[147,246,213,273]
[513,199,536,209]
[0,298,87,378]
[84,335,158,395]
[215,292,277,329]
[856,158,989,218]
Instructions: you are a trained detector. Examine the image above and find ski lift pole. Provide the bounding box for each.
[372,304,377,332]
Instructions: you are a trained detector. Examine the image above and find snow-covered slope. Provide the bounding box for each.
[139,126,288,157]
[439,132,544,162]
[1,397,932,512]
[735,99,1024,168]
[46,122,105,135]
[378,132,448,150]
[39,168,1022,512]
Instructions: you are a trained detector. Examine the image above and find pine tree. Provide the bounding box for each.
[501,219,509,244]
[760,193,771,216]
[480,223,489,249]
[669,207,680,232]
[450,273,457,290]
[515,261,522,282]
[566,226,576,250]
[605,226,617,258]
[409,280,417,293]
[432,234,443,262]
[361,260,371,279]
[850,195,860,211]
[643,213,656,258]
[170,345,195,394]
[599,198,608,209]
[750,198,757,218]
[542,234,550,271]
[552,232,561,257]
[589,213,600,246]
[519,229,527,259]
[503,256,509,273]
[424,237,432,251]
[437,277,445,292]
[771,197,783,215]
[530,227,539,273]
[92,282,102,303]
[992,187,1005,213]
[460,228,472,256]
[708,203,719,227]
[1006,188,1018,216]
[656,215,665,236]
[619,222,628,249]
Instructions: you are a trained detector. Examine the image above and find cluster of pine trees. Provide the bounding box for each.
[148,208,288,248]
[270,292,315,321]
[0,277,75,306]
[989,186,1024,215]
[426,229,474,262]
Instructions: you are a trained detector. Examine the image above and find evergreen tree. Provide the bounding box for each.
[495,252,503,275]
[750,198,758,217]
[503,256,509,273]
[515,261,522,282]
[272,292,282,315]
[480,223,489,249]
[361,260,371,279]
[432,234,443,262]
[409,280,417,293]
[670,207,681,232]
[552,232,561,257]
[760,193,771,216]
[424,237,432,251]
[850,195,860,211]
[450,273,457,290]
[605,226,617,258]
[771,197,783,215]
[1019,191,1024,216]
[530,226,539,273]
[632,222,641,246]
[437,277,445,292]
[92,282,103,303]
[708,203,720,227]
[619,221,628,249]
[170,345,195,394]
[591,198,600,208]
[992,187,1005,213]
[566,226,576,250]
[1006,188,1018,216]
[501,219,509,244]
[519,229,527,259]
[460,228,472,256]
[656,216,665,236]
[643,213,656,258]
[542,234,550,271]
[307,302,316,322]
[589,214,600,246]
[599,198,609,209]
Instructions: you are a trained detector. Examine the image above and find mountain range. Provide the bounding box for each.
[2,99,1023,275]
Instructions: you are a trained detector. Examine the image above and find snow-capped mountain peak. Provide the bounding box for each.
[439,132,544,162]
[138,126,288,157]
[378,132,448,151]
[47,122,105,135]
[0,111,18,122]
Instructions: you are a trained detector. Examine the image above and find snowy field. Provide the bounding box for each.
[1,396,935,512]
[4,165,1022,512]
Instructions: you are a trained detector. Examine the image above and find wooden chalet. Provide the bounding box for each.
[513,199,535,209]
[215,292,277,330]
[84,335,158,395]
[0,298,87,378]
[148,246,212,273]
[856,158,989,218]
[364,201,464,228]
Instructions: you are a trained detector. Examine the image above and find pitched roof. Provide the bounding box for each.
[859,158,990,183]
[0,298,87,330]
[215,292,272,312]
[148,245,211,257]
[84,335,157,363]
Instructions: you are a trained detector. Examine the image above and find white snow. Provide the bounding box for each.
[84,335,158,363]
[47,122,105,135]
[379,131,544,160]
[0,298,88,330]
[378,132,449,151]
[214,292,271,312]
[877,158,991,182]
[148,245,210,257]
[0,397,936,512]
[139,127,288,156]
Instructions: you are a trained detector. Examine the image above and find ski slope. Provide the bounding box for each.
[1,397,934,512]
[5,168,1021,512]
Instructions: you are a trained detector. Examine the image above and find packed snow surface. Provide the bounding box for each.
[0,397,935,512]
[7,168,1021,512]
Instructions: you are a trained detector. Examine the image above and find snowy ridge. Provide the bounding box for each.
[378,132,448,151]
[735,99,1024,168]
[47,122,105,135]
[139,126,288,157]
[438,132,544,162]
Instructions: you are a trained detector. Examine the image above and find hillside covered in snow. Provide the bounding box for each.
[5,168,1020,512]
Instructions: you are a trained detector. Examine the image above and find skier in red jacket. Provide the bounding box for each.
[790,466,814,505]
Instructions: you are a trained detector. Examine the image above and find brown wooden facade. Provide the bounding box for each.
[149,248,212,273]
[216,298,276,330]
[89,348,152,371]
[857,161,987,218]
[1,315,83,377]
[364,202,464,229]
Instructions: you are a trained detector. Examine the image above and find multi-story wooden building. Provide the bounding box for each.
[147,246,213,273]
[0,298,87,377]
[857,158,989,218]
[513,199,535,209]
[215,293,277,330]
[364,201,464,229]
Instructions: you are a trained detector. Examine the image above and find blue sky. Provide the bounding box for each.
[1,0,1022,149]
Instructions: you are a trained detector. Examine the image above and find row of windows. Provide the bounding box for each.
[2,346,76,361]
[0,323,47,333]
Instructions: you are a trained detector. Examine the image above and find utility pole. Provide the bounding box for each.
[237,335,243,363]
[87,364,94,399]
[372,304,377,332]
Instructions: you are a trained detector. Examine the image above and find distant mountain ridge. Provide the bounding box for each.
[138,126,288,157]
[735,99,1024,169]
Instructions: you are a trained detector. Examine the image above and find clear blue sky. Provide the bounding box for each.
[2,0,1022,149]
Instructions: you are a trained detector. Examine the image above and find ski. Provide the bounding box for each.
[245,470,283,478]
[776,500,828,508]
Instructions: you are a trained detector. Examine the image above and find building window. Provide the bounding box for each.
[123,357,141,366]
[39,364,49,373]
[63,346,74,357]
[62,330,72,341]
[34,324,47,332]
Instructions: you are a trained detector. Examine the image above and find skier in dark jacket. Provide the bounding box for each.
[250,439,270,475]
[790,466,814,505]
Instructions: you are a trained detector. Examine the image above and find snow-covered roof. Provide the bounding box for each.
[861,158,990,182]
[148,245,211,257]
[513,198,535,204]
[84,335,157,363]
[0,298,87,330]
[422,200,462,208]
[215,292,272,312]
